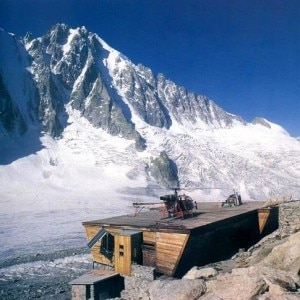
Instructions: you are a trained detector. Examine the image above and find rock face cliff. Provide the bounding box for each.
[1,24,300,199]
[6,24,242,142]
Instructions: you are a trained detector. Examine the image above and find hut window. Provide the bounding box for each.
[100,233,114,260]
[119,245,124,256]
[142,242,155,250]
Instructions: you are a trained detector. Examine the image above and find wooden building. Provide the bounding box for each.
[82,201,278,277]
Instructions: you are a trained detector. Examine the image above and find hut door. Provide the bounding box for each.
[115,235,130,275]
[142,231,156,267]
[142,243,156,267]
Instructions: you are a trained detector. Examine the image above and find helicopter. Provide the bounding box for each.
[159,188,198,219]
[133,187,198,219]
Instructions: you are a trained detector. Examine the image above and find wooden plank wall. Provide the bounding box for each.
[258,207,279,236]
[258,208,271,233]
[114,232,143,276]
[84,225,121,266]
[155,232,189,276]
[85,226,189,276]
[84,225,113,266]
[114,234,131,275]
[143,231,156,244]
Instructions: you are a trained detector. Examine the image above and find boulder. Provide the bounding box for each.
[260,231,300,278]
[183,267,218,280]
[202,264,299,300]
[258,292,300,300]
[248,266,298,294]
[203,267,268,300]
[148,278,206,300]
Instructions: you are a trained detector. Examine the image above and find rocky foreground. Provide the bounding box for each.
[121,200,300,300]
[121,229,300,300]
[1,201,299,300]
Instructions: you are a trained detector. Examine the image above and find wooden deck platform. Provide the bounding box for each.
[83,201,265,232]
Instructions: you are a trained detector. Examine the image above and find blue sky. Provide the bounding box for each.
[1,0,299,136]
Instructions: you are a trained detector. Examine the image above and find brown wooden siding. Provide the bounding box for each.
[84,225,125,266]
[84,225,113,266]
[143,231,156,244]
[114,234,131,275]
[114,231,143,276]
[155,232,189,276]
[258,207,279,236]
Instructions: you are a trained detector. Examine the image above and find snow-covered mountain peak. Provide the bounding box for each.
[0,25,300,202]
[251,117,289,135]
